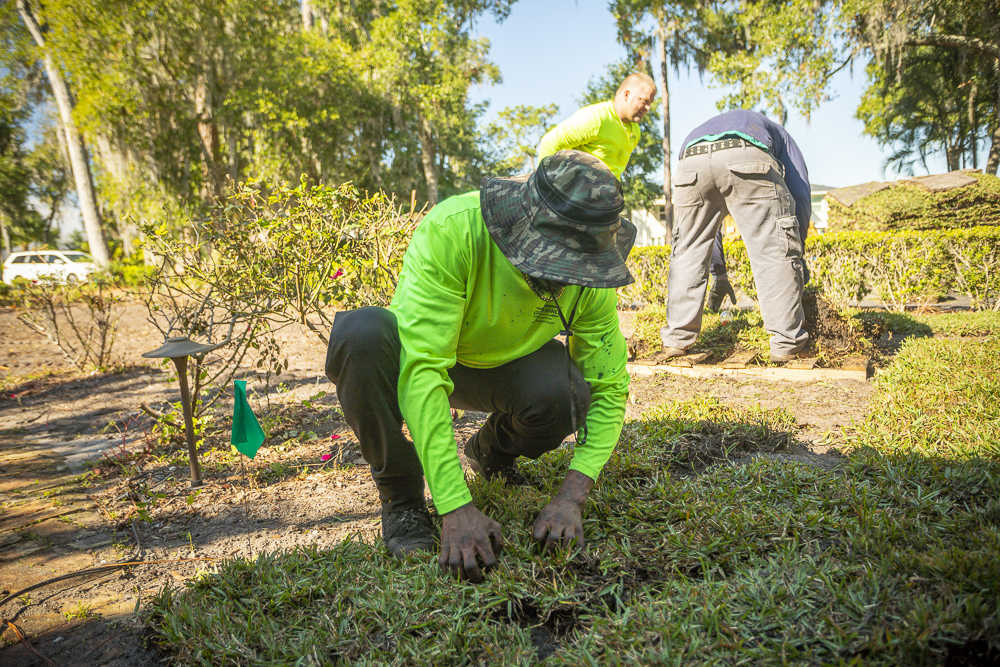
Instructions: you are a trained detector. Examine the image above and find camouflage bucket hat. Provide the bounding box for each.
[480,150,636,289]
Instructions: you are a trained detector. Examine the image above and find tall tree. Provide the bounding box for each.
[703,0,850,123]
[0,94,30,265]
[27,121,71,245]
[611,0,719,233]
[857,47,994,174]
[366,0,505,205]
[15,0,110,264]
[840,0,1000,174]
[1,2,38,267]
[687,0,1000,176]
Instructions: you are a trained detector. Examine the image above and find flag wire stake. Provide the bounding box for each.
[240,451,253,558]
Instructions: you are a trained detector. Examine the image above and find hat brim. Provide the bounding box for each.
[481,176,636,289]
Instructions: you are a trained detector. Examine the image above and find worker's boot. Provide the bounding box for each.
[464,431,525,486]
[769,349,809,364]
[381,506,435,558]
[649,346,687,364]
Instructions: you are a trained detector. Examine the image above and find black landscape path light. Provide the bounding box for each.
[142,336,224,488]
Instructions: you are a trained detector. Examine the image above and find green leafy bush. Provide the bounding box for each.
[98,259,157,288]
[0,281,17,307]
[624,226,1000,311]
[809,227,1000,310]
[827,172,1000,232]
[621,239,756,306]
[141,178,417,346]
[618,245,669,306]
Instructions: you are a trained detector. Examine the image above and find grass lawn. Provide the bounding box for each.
[148,313,1000,665]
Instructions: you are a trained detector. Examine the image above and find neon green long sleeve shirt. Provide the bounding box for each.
[537,101,640,179]
[389,191,630,515]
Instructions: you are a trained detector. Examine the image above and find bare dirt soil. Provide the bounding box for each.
[800,290,885,362]
[0,301,876,665]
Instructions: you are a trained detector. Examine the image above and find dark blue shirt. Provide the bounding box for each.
[681,110,811,234]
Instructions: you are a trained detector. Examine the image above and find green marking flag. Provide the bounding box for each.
[231,380,265,459]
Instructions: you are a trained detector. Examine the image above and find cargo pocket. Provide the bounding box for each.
[672,170,702,207]
[728,162,777,201]
[777,215,802,257]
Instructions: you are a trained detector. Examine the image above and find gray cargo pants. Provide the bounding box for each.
[660,141,808,356]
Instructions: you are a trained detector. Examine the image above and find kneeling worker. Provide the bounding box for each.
[325,151,634,583]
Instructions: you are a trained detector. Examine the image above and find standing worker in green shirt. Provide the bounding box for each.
[538,73,735,312]
[537,73,655,179]
[325,151,636,583]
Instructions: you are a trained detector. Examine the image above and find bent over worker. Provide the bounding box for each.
[659,109,812,363]
[325,151,635,582]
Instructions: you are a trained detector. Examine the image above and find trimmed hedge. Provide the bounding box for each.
[826,172,1000,233]
[623,226,1000,312]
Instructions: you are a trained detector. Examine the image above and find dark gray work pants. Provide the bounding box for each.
[324,307,591,513]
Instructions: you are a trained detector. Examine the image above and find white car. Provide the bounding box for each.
[2,250,98,285]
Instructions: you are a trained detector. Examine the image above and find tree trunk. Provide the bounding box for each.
[17,0,109,265]
[194,74,224,201]
[0,214,11,280]
[365,136,383,187]
[968,78,979,170]
[417,114,439,206]
[945,139,960,172]
[657,19,673,235]
[302,0,313,30]
[987,57,1000,175]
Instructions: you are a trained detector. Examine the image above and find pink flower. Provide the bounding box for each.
[332,268,345,279]
[320,454,332,462]
[330,434,341,440]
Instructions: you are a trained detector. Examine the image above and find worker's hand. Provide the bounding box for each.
[706,276,737,311]
[439,502,503,583]
[532,497,584,551]
[532,470,594,552]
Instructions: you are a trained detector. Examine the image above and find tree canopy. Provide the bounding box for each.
[2,0,517,253]
[3,0,999,256]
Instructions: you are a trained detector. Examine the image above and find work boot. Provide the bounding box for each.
[769,349,809,364]
[649,346,687,364]
[464,434,526,486]
[382,506,435,558]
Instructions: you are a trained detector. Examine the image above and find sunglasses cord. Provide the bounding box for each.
[547,285,588,445]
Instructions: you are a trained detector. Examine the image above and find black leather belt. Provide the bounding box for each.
[681,137,756,159]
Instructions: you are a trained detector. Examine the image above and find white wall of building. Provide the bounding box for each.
[630,198,669,247]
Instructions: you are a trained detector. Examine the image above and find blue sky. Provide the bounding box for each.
[469,0,952,189]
